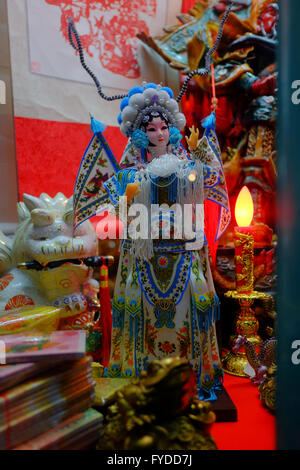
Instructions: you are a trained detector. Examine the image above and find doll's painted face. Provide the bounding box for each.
[145,117,169,148]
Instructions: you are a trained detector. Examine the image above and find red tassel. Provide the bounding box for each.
[210,62,218,112]
[205,63,219,267]
[205,200,220,267]
[97,263,112,367]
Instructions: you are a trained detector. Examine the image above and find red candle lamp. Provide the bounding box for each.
[234,186,254,294]
[222,187,270,377]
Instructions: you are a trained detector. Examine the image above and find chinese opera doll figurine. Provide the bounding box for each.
[68,8,231,400]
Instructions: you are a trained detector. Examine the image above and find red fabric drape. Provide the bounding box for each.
[14,117,127,199]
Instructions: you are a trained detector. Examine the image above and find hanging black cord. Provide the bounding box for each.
[176,1,233,102]
[67,17,127,101]
[67,2,232,104]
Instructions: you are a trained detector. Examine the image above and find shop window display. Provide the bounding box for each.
[3,0,298,452]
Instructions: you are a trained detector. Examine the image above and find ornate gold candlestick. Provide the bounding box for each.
[222,186,269,377]
[222,290,269,377]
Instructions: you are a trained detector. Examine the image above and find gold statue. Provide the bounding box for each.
[97,357,217,450]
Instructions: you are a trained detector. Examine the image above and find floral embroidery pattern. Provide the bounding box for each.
[131,266,139,288]
[158,341,176,355]
[176,322,191,358]
[136,252,192,306]
[210,326,221,365]
[191,258,201,283]
[145,321,158,357]
[111,327,123,362]
[124,333,135,367]
[120,261,128,287]
[201,331,212,373]
[156,255,169,269]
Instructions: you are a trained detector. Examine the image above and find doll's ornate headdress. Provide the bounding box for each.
[118,83,185,137]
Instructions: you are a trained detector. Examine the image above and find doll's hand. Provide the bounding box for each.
[185,125,200,151]
[125,183,141,203]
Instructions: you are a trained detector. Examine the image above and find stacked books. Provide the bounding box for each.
[0,330,103,450]
[14,408,102,450]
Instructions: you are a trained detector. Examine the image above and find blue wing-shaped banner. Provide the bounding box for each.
[201,111,231,241]
[73,117,120,230]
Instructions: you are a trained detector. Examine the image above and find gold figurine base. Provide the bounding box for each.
[222,351,250,377]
